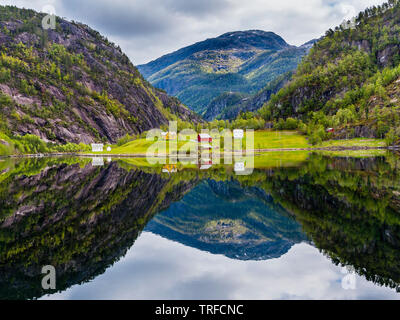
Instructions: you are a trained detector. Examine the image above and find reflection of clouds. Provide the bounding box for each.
[43,233,399,300]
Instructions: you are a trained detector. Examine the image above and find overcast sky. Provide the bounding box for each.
[1,0,385,64]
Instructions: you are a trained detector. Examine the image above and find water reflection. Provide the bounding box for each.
[0,153,399,299]
[146,180,307,260]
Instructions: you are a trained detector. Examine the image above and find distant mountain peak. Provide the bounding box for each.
[213,30,290,50]
[138,29,309,117]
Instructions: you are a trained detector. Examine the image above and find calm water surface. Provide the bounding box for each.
[0,152,399,300]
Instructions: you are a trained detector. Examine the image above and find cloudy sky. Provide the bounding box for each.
[1,0,385,64]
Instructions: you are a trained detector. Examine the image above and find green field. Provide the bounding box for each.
[317,138,385,148]
[0,130,386,157]
[87,130,310,155]
[81,131,387,156]
[251,131,309,150]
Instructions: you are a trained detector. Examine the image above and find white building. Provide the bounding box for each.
[91,144,104,152]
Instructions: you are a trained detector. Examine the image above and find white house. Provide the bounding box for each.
[91,144,104,152]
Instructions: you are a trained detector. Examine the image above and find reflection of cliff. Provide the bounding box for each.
[257,155,400,291]
[0,159,197,300]
[146,180,307,261]
[2,154,400,299]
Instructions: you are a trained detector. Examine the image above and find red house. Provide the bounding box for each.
[326,128,335,133]
[198,133,212,143]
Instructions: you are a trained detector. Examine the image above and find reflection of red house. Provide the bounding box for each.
[198,158,213,170]
[201,159,212,165]
[198,133,212,143]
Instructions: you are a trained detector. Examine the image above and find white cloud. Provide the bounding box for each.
[0,0,387,64]
[43,232,399,300]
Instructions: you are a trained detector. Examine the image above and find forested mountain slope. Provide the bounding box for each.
[262,0,400,141]
[0,6,200,144]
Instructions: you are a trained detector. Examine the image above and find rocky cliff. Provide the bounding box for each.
[0,6,201,144]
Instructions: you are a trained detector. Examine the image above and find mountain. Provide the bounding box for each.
[263,1,400,140]
[137,30,311,117]
[203,71,293,120]
[0,6,201,145]
[146,180,307,261]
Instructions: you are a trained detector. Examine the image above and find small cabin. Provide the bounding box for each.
[198,133,212,143]
[326,128,335,133]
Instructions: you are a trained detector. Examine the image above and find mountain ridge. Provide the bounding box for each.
[138,30,291,77]
[138,30,311,117]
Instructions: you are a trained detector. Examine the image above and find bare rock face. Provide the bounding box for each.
[0,7,202,144]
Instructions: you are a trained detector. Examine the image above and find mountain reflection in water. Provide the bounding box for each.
[0,153,399,299]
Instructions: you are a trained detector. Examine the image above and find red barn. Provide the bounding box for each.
[198,133,212,143]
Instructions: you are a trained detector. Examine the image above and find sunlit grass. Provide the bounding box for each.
[317,138,385,148]
[82,131,386,156]
[316,149,388,158]
[251,131,309,149]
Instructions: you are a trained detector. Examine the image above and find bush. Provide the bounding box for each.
[384,128,399,147]
[13,134,48,154]
[117,133,136,146]
[274,117,299,130]
[308,125,326,145]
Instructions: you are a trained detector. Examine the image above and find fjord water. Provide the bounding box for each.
[0,153,400,300]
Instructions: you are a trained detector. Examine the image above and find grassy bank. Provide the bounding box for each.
[87,131,386,156]
[0,130,387,157]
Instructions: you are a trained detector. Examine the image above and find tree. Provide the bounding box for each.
[384,128,398,146]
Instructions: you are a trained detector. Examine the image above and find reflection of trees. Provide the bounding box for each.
[1,153,400,299]
[252,154,400,291]
[0,159,197,300]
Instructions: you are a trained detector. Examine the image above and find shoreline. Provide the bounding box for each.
[1,146,398,159]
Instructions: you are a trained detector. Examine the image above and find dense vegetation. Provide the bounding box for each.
[2,153,400,298]
[0,157,198,299]
[258,0,400,145]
